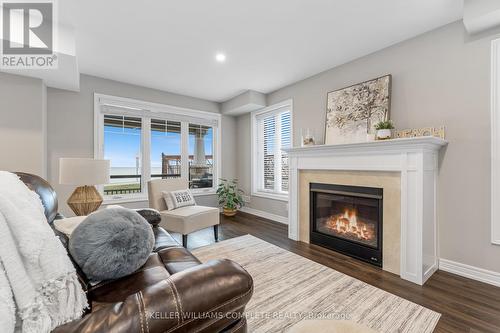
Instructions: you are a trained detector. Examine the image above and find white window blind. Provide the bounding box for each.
[280,111,291,192]
[263,115,276,190]
[255,106,292,197]
[100,104,219,127]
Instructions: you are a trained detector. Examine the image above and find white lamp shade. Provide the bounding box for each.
[59,158,110,185]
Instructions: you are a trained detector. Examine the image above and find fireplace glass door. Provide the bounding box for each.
[310,183,383,266]
[314,193,379,248]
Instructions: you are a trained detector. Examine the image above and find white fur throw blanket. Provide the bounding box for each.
[0,172,87,333]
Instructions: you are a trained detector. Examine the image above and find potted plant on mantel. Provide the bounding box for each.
[374,120,395,140]
[217,178,244,217]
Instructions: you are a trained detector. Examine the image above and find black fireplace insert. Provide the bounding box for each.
[310,183,383,267]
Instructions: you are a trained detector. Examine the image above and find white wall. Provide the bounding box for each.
[236,21,500,274]
[0,72,47,177]
[221,115,237,180]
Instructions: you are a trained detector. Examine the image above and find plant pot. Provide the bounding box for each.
[376,129,392,140]
[223,207,238,217]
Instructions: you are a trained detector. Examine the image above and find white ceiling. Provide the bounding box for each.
[60,0,463,103]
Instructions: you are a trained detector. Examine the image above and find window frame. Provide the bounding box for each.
[94,93,221,204]
[491,39,500,246]
[251,99,293,202]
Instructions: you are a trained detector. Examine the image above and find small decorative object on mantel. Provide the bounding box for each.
[395,126,445,140]
[374,120,395,140]
[217,178,244,217]
[325,74,392,144]
[301,128,316,146]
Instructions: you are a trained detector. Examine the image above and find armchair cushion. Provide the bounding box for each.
[160,205,220,234]
[148,178,189,212]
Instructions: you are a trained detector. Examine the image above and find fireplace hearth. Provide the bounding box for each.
[310,183,383,267]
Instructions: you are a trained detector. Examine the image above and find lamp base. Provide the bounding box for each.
[67,185,103,216]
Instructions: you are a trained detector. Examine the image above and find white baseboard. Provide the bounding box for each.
[439,258,500,287]
[239,207,288,224]
[423,262,439,284]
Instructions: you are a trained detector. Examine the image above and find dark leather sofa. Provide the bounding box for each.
[16,172,253,333]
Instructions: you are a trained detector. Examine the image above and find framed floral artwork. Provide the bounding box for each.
[325,75,392,144]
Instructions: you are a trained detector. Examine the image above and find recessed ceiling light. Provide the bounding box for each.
[215,53,226,63]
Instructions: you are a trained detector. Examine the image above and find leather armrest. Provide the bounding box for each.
[52,259,253,333]
[136,208,162,227]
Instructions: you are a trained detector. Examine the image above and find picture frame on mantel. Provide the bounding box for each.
[324,75,392,145]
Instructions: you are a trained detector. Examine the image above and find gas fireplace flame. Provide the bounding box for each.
[326,209,373,241]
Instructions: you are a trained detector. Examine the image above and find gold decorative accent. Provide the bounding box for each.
[395,126,445,140]
[223,207,238,217]
[67,185,103,216]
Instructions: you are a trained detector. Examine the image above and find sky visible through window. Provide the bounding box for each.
[104,125,213,168]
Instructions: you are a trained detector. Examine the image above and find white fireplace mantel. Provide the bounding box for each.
[284,137,448,285]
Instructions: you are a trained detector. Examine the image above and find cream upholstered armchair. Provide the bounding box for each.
[147,178,220,247]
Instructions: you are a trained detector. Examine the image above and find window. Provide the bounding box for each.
[103,115,142,196]
[189,124,214,189]
[95,94,221,202]
[252,100,292,201]
[151,119,182,180]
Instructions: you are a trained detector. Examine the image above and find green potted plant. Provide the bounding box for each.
[374,120,395,140]
[217,178,244,217]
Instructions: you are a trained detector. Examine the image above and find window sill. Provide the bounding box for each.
[191,189,217,196]
[103,196,148,205]
[251,191,289,202]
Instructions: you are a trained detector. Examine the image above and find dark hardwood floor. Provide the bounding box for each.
[171,212,500,333]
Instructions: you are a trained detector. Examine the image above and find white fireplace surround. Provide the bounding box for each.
[284,137,448,285]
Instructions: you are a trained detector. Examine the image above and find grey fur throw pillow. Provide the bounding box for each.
[69,207,154,281]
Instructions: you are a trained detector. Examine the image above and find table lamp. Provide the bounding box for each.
[59,158,110,216]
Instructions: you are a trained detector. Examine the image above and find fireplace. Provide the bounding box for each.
[310,183,383,267]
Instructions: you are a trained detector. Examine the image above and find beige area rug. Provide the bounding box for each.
[192,235,440,333]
